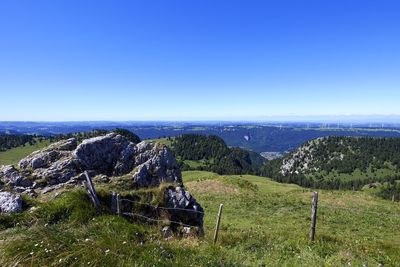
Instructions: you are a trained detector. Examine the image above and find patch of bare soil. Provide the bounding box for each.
[186,180,239,195]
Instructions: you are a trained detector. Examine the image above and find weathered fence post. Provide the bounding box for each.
[309,192,318,241]
[213,204,223,244]
[392,194,395,202]
[111,192,117,214]
[82,171,101,210]
[116,193,121,216]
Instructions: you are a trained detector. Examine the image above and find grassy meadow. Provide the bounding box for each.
[0,169,399,266]
[0,139,51,166]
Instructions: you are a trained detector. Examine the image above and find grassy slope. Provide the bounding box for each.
[307,166,400,183]
[145,138,173,147]
[0,139,51,166]
[0,170,399,266]
[184,171,400,266]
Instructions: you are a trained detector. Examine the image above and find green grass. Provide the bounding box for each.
[145,138,173,147]
[183,159,208,169]
[0,139,51,166]
[183,171,400,266]
[0,171,400,266]
[307,163,400,183]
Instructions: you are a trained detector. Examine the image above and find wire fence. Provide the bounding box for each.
[116,196,206,230]
[109,191,400,244]
[120,198,205,215]
[82,171,399,245]
[121,212,198,228]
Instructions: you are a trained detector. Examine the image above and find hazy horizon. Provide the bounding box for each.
[2,114,400,124]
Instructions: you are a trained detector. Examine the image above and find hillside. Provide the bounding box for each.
[1,170,399,266]
[262,136,400,190]
[170,134,265,174]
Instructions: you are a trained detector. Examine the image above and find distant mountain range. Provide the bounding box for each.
[2,121,400,153]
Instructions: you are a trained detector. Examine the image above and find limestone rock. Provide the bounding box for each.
[19,138,77,170]
[2,133,182,194]
[73,133,130,175]
[131,142,182,187]
[165,186,204,228]
[49,138,77,151]
[0,165,33,187]
[0,191,24,214]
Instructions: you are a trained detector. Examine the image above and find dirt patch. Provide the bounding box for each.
[185,180,239,195]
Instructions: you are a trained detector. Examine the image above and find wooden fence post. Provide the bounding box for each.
[392,194,395,202]
[116,193,121,215]
[111,192,117,214]
[309,192,318,241]
[213,204,223,244]
[82,171,101,210]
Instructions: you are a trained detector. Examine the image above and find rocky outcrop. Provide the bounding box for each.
[165,186,204,229]
[19,138,77,170]
[0,133,182,196]
[0,165,33,187]
[0,192,23,213]
[131,142,181,187]
[0,133,198,224]
[280,138,322,175]
[74,134,131,175]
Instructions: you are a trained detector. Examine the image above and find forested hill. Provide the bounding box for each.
[0,134,38,151]
[261,136,400,189]
[171,134,265,175]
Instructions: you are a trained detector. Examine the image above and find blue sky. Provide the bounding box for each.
[0,0,399,121]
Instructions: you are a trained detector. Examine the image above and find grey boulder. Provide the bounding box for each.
[0,165,32,187]
[165,186,204,228]
[131,142,182,187]
[0,191,24,214]
[74,133,131,175]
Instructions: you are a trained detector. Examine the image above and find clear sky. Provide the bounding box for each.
[1,0,400,121]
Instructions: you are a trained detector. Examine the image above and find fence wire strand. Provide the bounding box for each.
[121,212,200,228]
[120,198,205,214]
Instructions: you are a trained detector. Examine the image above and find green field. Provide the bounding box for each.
[145,137,173,147]
[182,159,208,168]
[0,139,51,166]
[1,170,399,266]
[306,164,400,183]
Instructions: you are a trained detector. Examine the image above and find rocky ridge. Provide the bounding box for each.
[280,136,356,175]
[0,133,203,228]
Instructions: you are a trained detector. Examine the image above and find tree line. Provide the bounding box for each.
[0,134,38,151]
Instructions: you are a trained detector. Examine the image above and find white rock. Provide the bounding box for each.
[0,192,23,214]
